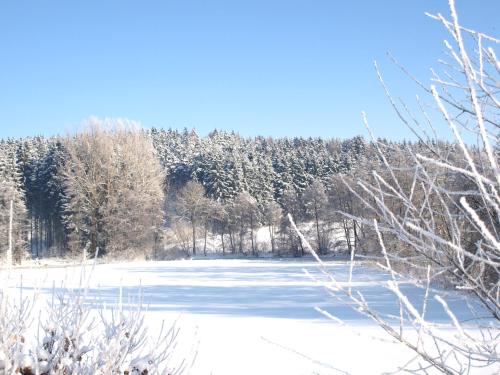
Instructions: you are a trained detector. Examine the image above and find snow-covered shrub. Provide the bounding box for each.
[0,284,33,374]
[0,276,185,374]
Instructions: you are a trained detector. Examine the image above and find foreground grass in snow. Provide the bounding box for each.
[2,258,497,374]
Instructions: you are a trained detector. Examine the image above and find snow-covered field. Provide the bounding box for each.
[2,258,494,374]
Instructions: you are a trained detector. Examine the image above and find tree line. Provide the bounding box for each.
[0,117,481,263]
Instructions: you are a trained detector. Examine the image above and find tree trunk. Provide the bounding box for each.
[298,232,305,256]
[353,220,359,249]
[203,226,207,256]
[93,219,99,256]
[191,218,196,256]
[342,219,352,252]
[314,205,321,253]
[34,217,38,258]
[250,215,255,256]
[30,217,33,257]
[269,225,275,253]
[239,222,244,253]
[153,232,158,260]
[221,231,225,255]
[229,231,235,253]
[7,200,13,266]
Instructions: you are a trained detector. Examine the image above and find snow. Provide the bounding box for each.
[2,258,496,374]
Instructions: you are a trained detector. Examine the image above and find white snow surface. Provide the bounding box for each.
[2,258,496,375]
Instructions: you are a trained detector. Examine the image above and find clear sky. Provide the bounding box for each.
[0,0,498,140]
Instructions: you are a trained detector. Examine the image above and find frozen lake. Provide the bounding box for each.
[4,258,493,374]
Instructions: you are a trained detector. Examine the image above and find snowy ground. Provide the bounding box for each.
[2,258,496,374]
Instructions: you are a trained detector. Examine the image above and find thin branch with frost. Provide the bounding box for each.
[288,214,477,374]
[305,1,500,372]
[460,197,500,252]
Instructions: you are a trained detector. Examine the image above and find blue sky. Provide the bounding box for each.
[0,0,498,140]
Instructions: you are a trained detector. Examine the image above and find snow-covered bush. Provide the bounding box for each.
[0,273,185,374]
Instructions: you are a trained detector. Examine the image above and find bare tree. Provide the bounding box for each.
[303,180,328,253]
[170,220,192,255]
[211,200,228,255]
[103,126,165,256]
[280,188,305,255]
[326,175,355,252]
[263,200,282,253]
[174,180,207,256]
[233,192,260,255]
[62,118,165,258]
[200,198,220,256]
